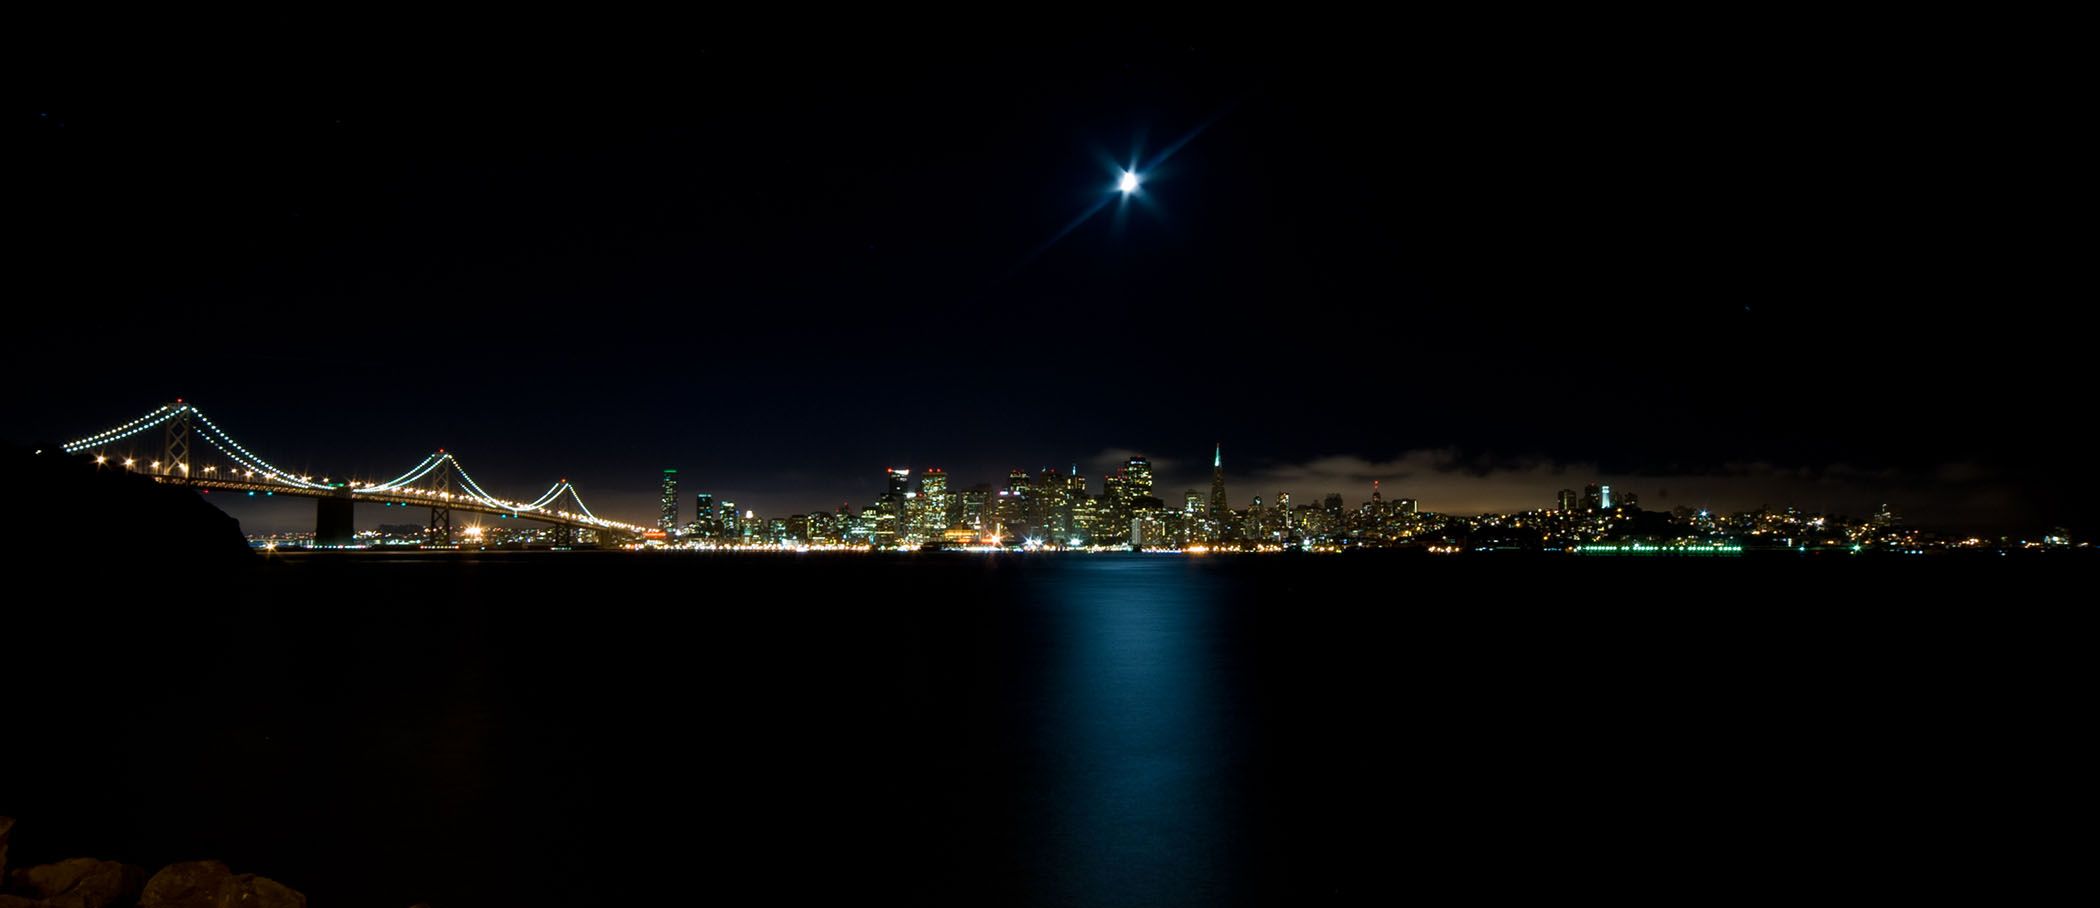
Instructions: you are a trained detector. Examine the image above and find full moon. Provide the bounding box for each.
[1119,171,1139,193]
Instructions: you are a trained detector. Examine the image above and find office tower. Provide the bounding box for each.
[1397,498,1418,515]
[721,500,739,540]
[1186,490,1204,513]
[1600,484,1613,509]
[1208,443,1228,516]
[694,492,717,539]
[1583,483,1602,511]
[1052,466,1086,539]
[1126,456,1153,499]
[1557,489,1577,512]
[916,468,951,540]
[960,487,989,532]
[659,469,679,532]
[1071,494,1102,543]
[880,467,911,539]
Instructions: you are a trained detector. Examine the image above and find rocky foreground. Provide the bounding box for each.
[0,818,420,908]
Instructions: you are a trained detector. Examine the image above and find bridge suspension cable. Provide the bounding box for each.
[189,409,331,489]
[356,452,445,493]
[61,405,177,452]
[62,402,647,533]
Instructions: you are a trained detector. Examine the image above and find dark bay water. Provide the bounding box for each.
[4,553,2085,904]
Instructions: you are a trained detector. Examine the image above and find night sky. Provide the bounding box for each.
[16,37,2087,534]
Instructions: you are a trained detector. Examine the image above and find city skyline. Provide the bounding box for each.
[15,30,2089,908]
[18,42,2089,537]
[42,403,2060,542]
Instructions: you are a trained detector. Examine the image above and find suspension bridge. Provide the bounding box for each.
[61,401,648,546]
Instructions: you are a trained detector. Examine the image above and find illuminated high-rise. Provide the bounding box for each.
[1046,466,1085,539]
[916,468,951,541]
[694,492,716,539]
[1208,443,1228,517]
[1101,469,1131,544]
[1125,456,1153,499]
[876,468,909,547]
[959,487,988,532]
[659,469,679,532]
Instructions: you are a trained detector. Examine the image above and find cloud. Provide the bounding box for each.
[1155,450,2013,527]
[1082,447,1180,477]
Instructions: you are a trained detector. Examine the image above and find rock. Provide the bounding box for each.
[17,858,145,908]
[0,895,45,908]
[138,861,232,908]
[0,816,12,880]
[216,874,304,908]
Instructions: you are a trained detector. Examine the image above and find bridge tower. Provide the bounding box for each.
[316,486,356,547]
[428,453,455,546]
[162,401,193,482]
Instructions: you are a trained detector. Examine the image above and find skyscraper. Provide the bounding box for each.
[659,469,679,532]
[694,492,716,539]
[916,468,951,540]
[1125,456,1153,499]
[1557,489,1577,512]
[1209,443,1228,517]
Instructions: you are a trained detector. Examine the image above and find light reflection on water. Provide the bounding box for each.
[1005,556,1244,907]
[18,551,2062,905]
